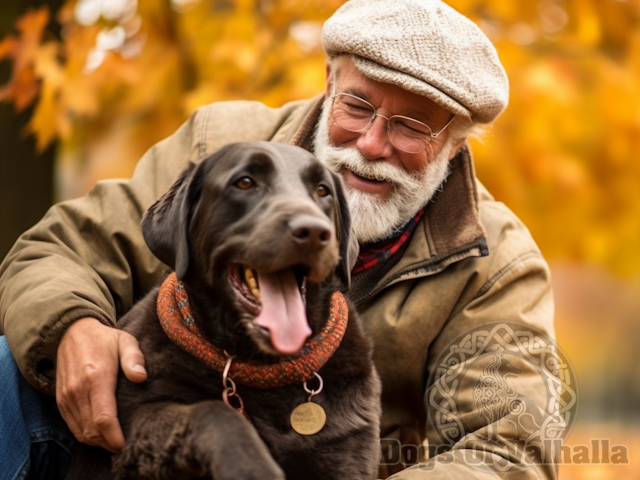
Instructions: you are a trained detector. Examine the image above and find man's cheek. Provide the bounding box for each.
[328,122,356,148]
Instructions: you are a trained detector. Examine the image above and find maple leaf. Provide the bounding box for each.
[0,6,50,111]
[3,0,640,276]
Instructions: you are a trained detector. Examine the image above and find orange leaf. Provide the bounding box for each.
[16,6,50,39]
[0,6,51,109]
[13,67,39,110]
[0,36,18,60]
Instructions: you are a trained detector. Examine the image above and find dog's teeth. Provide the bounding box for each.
[250,286,261,300]
[244,267,260,300]
[244,266,254,282]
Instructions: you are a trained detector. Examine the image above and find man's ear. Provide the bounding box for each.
[449,138,468,161]
[141,162,201,280]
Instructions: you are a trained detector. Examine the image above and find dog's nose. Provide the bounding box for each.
[289,215,332,248]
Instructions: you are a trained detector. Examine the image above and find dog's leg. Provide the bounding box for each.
[113,400,284,480]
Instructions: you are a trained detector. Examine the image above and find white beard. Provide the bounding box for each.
[313,98,453,243]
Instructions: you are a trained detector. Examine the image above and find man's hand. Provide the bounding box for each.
[56,317,147,452]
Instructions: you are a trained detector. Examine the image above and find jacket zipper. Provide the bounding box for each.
[354,239,489,307]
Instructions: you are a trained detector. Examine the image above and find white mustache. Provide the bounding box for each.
[323,145,426,194]
[324,145,402,182]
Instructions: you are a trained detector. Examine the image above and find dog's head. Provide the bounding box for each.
[142,142,356,356]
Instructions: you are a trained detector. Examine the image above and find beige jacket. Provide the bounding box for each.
[0,96,556,479]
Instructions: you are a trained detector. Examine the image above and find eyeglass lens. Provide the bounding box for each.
[331,94,433,154]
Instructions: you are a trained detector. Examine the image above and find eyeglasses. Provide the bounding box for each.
[330,92,455,154]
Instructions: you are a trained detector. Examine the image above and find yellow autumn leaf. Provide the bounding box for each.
[27,82,59,150]
[2,0,640,275]
[0,6,50,109]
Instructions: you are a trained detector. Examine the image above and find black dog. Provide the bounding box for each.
[65,142,381,480]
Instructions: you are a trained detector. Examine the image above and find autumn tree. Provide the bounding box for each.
[1,0,640,276]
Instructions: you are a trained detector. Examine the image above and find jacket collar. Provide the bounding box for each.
[286,95,489,288]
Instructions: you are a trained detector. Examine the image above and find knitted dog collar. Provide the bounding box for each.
[157,272,348,389]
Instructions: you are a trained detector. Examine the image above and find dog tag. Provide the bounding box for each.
[290,401,326,435]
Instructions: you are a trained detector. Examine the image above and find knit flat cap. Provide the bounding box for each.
[322,0,509,124]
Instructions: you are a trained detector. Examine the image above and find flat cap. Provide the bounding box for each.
[322,0,509,124]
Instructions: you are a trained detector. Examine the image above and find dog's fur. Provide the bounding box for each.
[65,142,381,480]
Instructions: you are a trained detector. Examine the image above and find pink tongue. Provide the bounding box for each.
[254,269,311,354]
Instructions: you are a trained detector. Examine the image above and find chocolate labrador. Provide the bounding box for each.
[65,142,381,480]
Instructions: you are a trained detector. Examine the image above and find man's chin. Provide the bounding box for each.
[344,187,407,243]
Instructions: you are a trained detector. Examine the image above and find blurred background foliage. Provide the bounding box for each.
[2,0,639,276]
[1,0,639,478]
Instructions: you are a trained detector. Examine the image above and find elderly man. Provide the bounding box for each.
[0,0,556,479]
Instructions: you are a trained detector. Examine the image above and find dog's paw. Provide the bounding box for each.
[206,409,285,480]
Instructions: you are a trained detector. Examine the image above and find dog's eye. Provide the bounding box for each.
[235,177,254,190]
[317,184,330,197]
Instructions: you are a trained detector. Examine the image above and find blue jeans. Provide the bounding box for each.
[0,336,76,480]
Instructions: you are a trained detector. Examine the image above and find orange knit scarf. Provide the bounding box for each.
[156,273,348,389]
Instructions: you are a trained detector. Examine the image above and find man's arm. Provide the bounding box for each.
[0,97,316,450]
[0,110,201,391]
[390,213,559,479]
[0,97,310,391]
[0,110,204,449]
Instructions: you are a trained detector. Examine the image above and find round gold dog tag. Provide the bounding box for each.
[290,402,326,435]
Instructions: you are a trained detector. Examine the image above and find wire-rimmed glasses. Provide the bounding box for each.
[330,92,455,154]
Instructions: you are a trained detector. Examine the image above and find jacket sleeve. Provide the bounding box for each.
[388,208,559,479]
[0,96,315,394]
[0,109,205,394]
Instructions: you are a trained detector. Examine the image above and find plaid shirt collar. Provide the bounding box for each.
[352,207,426,274]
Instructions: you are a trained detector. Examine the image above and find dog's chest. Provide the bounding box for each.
[136,324,368,438]
[119,291,380,479]
[241,375,373,472]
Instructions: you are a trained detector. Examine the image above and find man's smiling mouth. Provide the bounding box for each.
[342,168,393,196]
[352,171,386,183]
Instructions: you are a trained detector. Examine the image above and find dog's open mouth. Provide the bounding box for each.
[228,264,311,355]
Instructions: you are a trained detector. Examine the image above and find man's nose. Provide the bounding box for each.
[355,115,394,160]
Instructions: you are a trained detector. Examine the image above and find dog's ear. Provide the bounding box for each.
[330,171,358,291]
[142,162,201,280]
